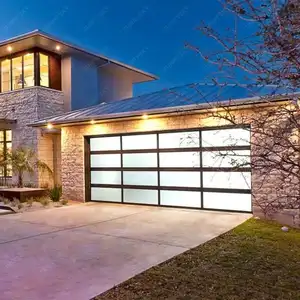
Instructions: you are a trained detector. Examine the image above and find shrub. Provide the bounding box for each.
[3,198,10,205]
[61,199,68,206]
[18,203,23,210]
[49,185,62,202]
[40,197,50,207]
[26,197,34,207]
[12,197,19,207]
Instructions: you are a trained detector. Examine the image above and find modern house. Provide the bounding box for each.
[0,30,298,227]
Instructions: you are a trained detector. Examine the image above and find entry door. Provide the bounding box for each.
[86,126,252,212]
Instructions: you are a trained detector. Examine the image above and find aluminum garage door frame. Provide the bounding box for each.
[84,125,252,213]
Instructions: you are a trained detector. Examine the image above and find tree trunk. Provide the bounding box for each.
[18,172,23,188]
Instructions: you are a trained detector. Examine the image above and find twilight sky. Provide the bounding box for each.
[0,0,239,95]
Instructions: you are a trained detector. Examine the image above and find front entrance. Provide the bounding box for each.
[85,126,252,212]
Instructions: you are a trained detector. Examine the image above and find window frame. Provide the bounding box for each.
[0,129,12,178]
[0,48,58,93]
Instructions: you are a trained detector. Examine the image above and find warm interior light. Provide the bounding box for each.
[142,114,148,120]
[55,45,61,51]
[7,46,12,52]
[47,123,53,129]
[90,120,96,124]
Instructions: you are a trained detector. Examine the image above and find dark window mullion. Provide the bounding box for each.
[157,133,160,205]
[200,130,203,209]
[120,136,124,203]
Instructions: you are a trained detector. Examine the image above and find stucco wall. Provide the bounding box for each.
[0,86,64,186]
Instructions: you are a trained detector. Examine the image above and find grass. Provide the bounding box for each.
[93,219,300,300]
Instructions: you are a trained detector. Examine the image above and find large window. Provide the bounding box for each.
[0,50,59,92]
[0,130,12,177]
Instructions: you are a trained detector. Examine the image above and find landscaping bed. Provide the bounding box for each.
[93,218,300,300]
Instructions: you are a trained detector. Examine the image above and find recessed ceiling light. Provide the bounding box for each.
[47,123,53,129]
[7,46,12,52]
[142,114,148,120]
[55,45,61,51]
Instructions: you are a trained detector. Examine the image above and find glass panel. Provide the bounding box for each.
[202,128,250,147]
[159,131,199,148]
[12,56,22,90]
[202,150,250,168]
[91,171,121,185]
[203,172,251,189]
[1,60,11,92]
[203,192,252,212]
[6,142,12,151]
[0,131,4,142]
[90,154,121,168]
[90,136,120,151]
[6,130,12,142]
[160,152,200,168]
[122,134,157,150]
[40,53,49,87]
[123,153,157,168]
[91,187,121,202]
[160,190,201,208]
[23,53,34,87]
[160,171,201,187]
[123,171,158,186]
[124,189,158,205]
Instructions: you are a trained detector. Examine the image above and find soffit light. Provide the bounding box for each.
[142,114,148,120]
[90,120,96,124]
[7,46,12,52]
[55,45,61,51]
[47,123,53,129]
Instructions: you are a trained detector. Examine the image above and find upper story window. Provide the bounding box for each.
[0,49,61,93]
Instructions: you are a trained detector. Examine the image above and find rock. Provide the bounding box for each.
[281,226,289,232]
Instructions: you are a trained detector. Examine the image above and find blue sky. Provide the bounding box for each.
[0,0,238,95]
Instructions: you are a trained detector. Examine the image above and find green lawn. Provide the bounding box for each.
[93,218,300,300]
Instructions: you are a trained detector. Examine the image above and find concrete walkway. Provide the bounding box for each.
[0,203,250,300]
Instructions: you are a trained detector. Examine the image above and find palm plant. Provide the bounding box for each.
[6,147,53,188]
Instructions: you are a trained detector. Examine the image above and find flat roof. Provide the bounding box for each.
[0,29,158,83]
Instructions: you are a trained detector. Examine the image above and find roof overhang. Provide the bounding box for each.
[30,94,296,128]
[0,30,158,83]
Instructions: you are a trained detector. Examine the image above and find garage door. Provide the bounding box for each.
[85,126,252,212]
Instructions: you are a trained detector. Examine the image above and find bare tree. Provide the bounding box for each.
[184,0,300,218]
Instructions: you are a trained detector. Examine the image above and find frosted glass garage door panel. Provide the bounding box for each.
[203,172,251,189]
[160,190,201,208]
[202,150,250,168]
[90,154,121,167]
[122,134,157,150]
[202,128,250,147]
[124,189,158,205]
[123,171,158,186]
[160,172,201,187]
[91,171,121,185]
[90,136,120,151]
[203,192,252,212]
[159,131,200,148]
[91,187,122,202]
[160,152,200,168]
[123,153,157,168]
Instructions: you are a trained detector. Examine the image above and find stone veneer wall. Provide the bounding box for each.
[0,87,64,186]
[60,109,300,228]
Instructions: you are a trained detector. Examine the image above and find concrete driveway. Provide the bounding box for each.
[0,203,250,300]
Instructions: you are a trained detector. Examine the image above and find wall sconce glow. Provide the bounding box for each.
[142,114,148,120]
[47,123,53,129]
[55,45,61,51]
[7,46,12,52]
[90,120,96,125]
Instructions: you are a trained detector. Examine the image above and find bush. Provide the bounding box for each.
[26,197,34,207]
[49,185,62,202]
[12,197,19,207]
[61,199,68,206]
[18,203,23,210]
[3,198,10,205]
[40,197,50,207]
